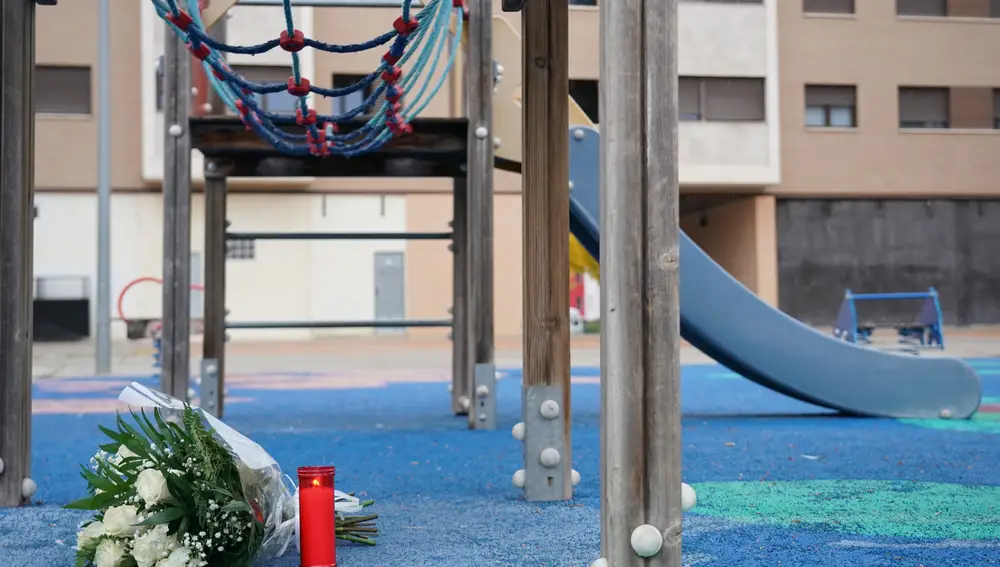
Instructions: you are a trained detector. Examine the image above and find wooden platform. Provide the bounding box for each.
[189,116,469,178]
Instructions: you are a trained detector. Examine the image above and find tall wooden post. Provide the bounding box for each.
[201,161,229,418]
[0,0,37,508]
[450,176,470,415]
[466,0,496,430]
[160,30,193,401]
[599,0,682,565]
[520,0,571,501]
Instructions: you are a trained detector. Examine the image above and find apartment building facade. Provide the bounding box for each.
[32,0,779,340]
[33,0,995,341]
[773,0,1000,325]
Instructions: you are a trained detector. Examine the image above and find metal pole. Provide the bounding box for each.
[95,0,112,374]
[519,0,571,502]
[465,0,496,430]
[0,0,37,507]
[202,161,229,418]
[450,176,471,415]
[160,30,193,400]
[599,0,682,564]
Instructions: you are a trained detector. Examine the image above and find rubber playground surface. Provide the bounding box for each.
[3,358,1000,567]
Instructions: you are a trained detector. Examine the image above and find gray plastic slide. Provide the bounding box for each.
[565,126,981,419]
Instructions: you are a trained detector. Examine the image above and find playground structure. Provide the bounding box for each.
[833,288,945,351]
[0,1,986,566]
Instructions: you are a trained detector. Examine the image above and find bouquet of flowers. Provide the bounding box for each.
[66,382,378,567]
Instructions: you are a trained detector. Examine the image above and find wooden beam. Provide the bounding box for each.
[520,0,571,500]
[600,0,682,564]
[202,0,240,28]
[0,0,37,507]
[465,0,495,429]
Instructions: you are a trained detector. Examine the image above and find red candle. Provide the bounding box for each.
[298,466,336,567]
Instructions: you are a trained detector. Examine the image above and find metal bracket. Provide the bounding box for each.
[199,358,221,417]
[470,363,497,429]
[521,385,568,501]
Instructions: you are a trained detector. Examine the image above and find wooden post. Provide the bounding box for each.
[160,30,193,401]
[0,0,37,507]
[599,0,682,565]
[520,0,571,501]
[466,0,496,430]
[201,162,229,418]
[450,177,471,415]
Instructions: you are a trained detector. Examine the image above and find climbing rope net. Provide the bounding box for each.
[153,0,463,157]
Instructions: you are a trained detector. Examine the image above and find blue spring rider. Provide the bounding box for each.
[833,287,945,350]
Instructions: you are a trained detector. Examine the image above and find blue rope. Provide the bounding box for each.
[154,0,460,156]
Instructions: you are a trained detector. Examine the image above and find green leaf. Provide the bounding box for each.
[79,468,118,493]
[98,425,129,445]
[63,488,124,511]
[133,409,165,447]
[99,442,120,453]
[135,506,187,527]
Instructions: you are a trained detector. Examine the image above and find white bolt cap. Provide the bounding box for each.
[539,448,561,468]
[191,86,199,96]
[568,180,575,191]
[571,469,581,486]
[0,457,4,475]
[589,559,608,567]
[940,408,953,419]
[539,399,560,419]
[476,385,490,398]
[187,388,197,399]
[21,477,37,500]
[512,422,526,441]
[630,524,663,558]
[495,63,505,75]
[478,413,487,422]
[202,103,213,113]
[167,124,183,137]
[459,396,471,411]
[512,469,526,488]
[573,128,585,140]
[681,482,697,512]
[475,126,488,139]
[493,137,501,149]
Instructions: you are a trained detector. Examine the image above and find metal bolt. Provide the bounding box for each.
[475,126,488,139]
[168,124,183,138]
[540,399,560,419]
[493,137,502,149]
[573,128,585,141]
[476,385,490,398]
[206,161,218,173]
[569,180,574,191]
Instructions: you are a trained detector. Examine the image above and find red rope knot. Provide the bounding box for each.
[187,40,211,61]
[166,10,193,31]
[381,66,402,84]
[393,16,419,37]
[296,108,318,126]
[287,77,311,97]
[382,51,401,65]
[307,128,330,156]
[279,29,307,53]
[387,116,412,137]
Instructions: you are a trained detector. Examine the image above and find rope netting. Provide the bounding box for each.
[153,0,464,157]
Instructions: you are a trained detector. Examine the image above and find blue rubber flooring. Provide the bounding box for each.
[2,359,1000,567]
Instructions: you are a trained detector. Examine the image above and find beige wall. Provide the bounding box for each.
[681,195,778,306]
[406,192,524,337]
[777,2,1000,197]
[35,0,144,191]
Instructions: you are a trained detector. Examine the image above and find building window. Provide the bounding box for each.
[569,80,599,124]
[899,87,949,129]
[332,73,377,116]
[803,0,854,14]
[993,0,1000,17]
[225,239,256,261]
[993,89,1000,129]
[231,65,299,114]
[680,77,766,122]
[896,0,946,16]
[805,85,857,128]
[569,0,597,5]
[35,66,92,115]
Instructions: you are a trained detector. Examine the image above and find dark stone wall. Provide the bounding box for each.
[777,199,1000,325]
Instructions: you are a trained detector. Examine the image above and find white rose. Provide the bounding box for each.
[103,504,140,537]
[136,469,174,507]
[155,546,191,567]
[76,520,105,548]
[94,538,126,567]
[131,524,172,567]
[110,445,137,466]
